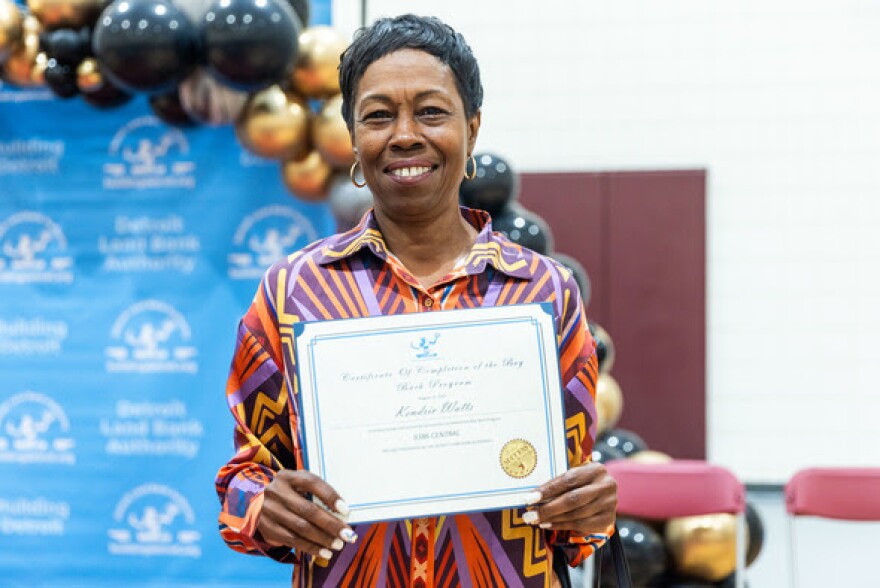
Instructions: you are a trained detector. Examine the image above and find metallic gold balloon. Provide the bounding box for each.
[595,373,623,435]
[76,56,101,91]
[628,450,673,464]
[290,26,348,99]
[235,85,311,160]
[281,150,332,201]
[665,513,737,581]
[2,16,42,86]
[27,0,104,30]
[0,0,24,64]
[312,94,354,167]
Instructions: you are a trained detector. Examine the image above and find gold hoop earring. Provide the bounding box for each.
[350,160,366,188]
[463,154,477,181]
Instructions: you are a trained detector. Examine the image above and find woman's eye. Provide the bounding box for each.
[419,107,446,117]
[362,110,391,121]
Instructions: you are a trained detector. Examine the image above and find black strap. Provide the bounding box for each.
[592,527,632,588]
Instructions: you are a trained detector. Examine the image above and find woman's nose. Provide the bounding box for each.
[389,113,422,149]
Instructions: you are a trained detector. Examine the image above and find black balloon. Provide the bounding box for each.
[201,0,300,91]
[591,438,625,464]
[82,80,132,108]
[492,205,553,255]
[588,321,615,373]
[149,91,199,127]
[42,28,91,65]
[459,152,518,217]
[93,0,198,94]
[550,251,591,307]
[288,0,309,25]
[44,59,79,98]
[598,517,667,587]
[599,428,648,458]
[745,501,764,567]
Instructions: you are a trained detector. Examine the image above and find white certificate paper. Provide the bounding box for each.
[293,303,568,524]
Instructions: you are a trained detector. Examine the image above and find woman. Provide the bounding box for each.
[216,14,617,587]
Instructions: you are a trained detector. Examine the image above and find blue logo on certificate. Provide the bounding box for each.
[411,333,440,359]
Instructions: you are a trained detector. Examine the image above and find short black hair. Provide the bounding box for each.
[339,14,483,131]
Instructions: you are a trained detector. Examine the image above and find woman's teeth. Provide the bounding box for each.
[391,166,431,178]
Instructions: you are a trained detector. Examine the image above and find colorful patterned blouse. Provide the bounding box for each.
[216,208,607,587]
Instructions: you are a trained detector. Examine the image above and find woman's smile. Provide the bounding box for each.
[385,160,438,184]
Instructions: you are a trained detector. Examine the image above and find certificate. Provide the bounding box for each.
[293,302,568,524]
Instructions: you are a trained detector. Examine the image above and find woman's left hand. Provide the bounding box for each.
[524,461,617,536]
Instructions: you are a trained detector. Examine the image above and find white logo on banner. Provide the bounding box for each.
[228,205,318,280]
[104,300,198,374]
[0,211,74,284]
[101,399,203,459]
[0,138,64,175]
[0,317,68,356]
[0,83,53,103]
[103,116,196,190]
[0,497,70,536]
[107,484,201,558]
[0,391,76,464]
[98,214,200,274]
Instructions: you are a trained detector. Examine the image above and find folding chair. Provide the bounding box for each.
[784,467,880,587]
[592,459,747,588]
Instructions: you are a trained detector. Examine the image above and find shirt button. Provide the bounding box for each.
[423,297,434,308]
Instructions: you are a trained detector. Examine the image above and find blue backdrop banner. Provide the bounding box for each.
[0,2,335,585]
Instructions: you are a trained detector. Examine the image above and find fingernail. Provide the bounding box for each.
[331,538,344,551]
[522,511,539,524]
[524,491,542,505]
[335,499,350,517]
[319,548,333,560]
[539,522,552,529]
[340,527,358,543]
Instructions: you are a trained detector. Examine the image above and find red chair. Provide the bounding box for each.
[784,467,880,587]
[597,459,747,588]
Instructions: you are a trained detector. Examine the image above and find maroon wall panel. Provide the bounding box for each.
[518,174,607,322]
[519,170,706,459]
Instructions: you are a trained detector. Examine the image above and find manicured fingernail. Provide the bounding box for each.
[319,548,333,560]
[522,511,539,524]
[340,527,358,543]
[524,491,542,505]
[335,499,350,516]
[331,538,344,551]
[539,522,552,529]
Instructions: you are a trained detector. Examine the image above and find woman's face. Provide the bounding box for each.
[351,49,480,219]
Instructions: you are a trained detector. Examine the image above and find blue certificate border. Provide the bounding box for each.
[292,302,566,521]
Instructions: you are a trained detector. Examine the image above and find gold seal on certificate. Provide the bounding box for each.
[500,439,538,478]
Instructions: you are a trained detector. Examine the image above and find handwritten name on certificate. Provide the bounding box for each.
[293,303,568,524]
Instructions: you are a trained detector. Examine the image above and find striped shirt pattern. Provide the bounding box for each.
[216,208,607,587]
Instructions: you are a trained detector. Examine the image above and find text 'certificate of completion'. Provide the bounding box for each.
[293,302,568,524]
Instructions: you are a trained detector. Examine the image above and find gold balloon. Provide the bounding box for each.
[281,150,333,201]
[235,85,311,160]
[312,94,354,167]
[290,26,349,99]
[665,513,737,581]
[0,0,24,64]
[628,450,673,464]
[76,57,102,92]
[2,16,42,87]
[595,373,623,435]
[27,0,104,29]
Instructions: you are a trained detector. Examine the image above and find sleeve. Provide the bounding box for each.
[546,264,616,568]
[215,272,301,563]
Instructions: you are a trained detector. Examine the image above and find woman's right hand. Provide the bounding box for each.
[257,470,357,559]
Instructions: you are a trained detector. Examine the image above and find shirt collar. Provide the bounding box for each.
[316,207,535,280]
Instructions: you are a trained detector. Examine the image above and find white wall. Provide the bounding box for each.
[332,0,880,484]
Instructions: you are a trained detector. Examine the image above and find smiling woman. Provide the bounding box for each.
[216,14,617,588]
